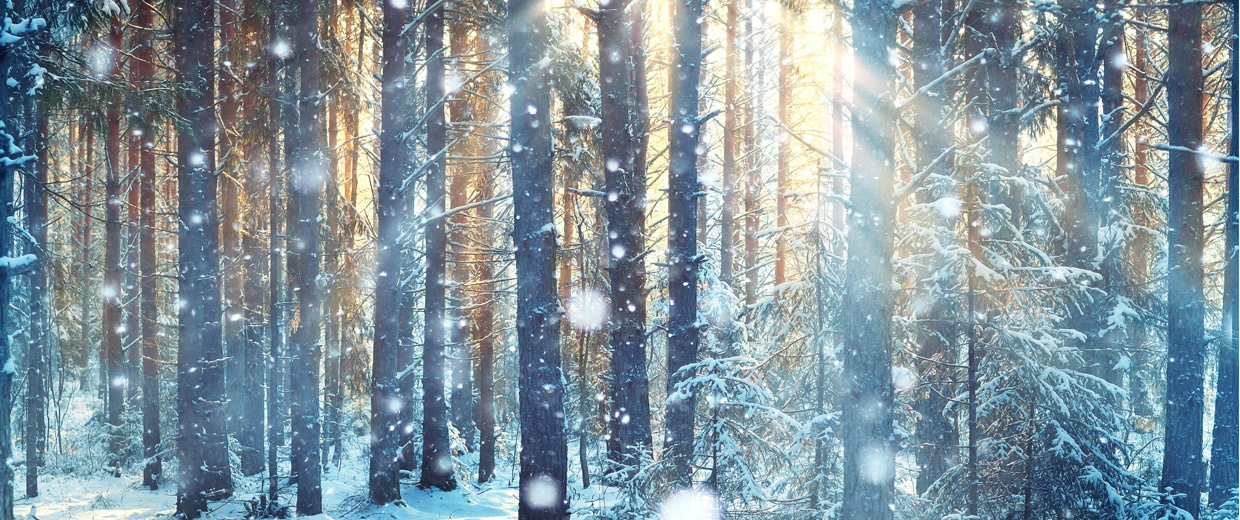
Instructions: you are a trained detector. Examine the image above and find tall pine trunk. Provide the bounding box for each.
[1209,2,1239,507]
[840,2,898,518]
[474,169,497,484]
[598,0,653,468]
[369,0,410,503]
[239,8,269,476]
[1161,1,1206,517]
[420,0,457,491]
[666,0,703,487]
[448,22,475,450]
[291,0,325,512]
[721,0,737,284]
[910,0,956,496]
[174,0,225,513]
[266,4,288,501]
[509,0,569,512]
[25,98,48,500]
[136,0,160,484]
[102,29,127,472]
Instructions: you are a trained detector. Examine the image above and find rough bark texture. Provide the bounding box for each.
[1160,2,1206,517]
[290,0,325,512]
[910,0,955,497]
[420,0,457,491]
[266,5,287,501]
[369,0,410,503]
[131,0,161,490]
[509,0,569,512]
[1209,3,1239,507]
[25,96,48,500]
[448,22,475,451]
[721,0,737,284]
[218,0,244,435]
[103,43,125,473]
[174,0,225,514]
[474,170,497,484]
[839,2,897,519]
[598,0,653,468]
[666,0,702,488]
[0,31,15,520]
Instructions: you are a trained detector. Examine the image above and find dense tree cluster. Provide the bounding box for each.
[0,0,1235,519]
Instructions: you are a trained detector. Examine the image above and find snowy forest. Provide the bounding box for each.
[0,0,1236,518]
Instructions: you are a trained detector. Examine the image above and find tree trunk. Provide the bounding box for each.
[474,170,497,484]
[721,0,738,285]
[448,22,475,451]
[239,7,269,476]
[80,123,95,390]
[24,87,49,501]
[174,0,225,514]
[1209,2,1239,507]
[136,0,160,486]
[598,0,653,468]
[773,7,788,288]
[741,0,757,309]
[911,0,956,497]
[0,31,16,520]
[839,2,898,519]
[218,0,245,436]
[1161,2,1206,517]
[103,37,125,473]
[267,4,287,501]
[419,0,457,491]
[370,0,410,503]
[509,0,569,512]
[666,0,703,488]
[291,0,325,512]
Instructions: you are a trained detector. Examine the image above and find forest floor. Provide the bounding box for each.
[13,390,619,519]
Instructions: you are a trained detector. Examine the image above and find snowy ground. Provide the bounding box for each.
[15,458,526,520]
[14,395,615,520]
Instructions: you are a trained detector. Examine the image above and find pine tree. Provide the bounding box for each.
[290,0,326,511]
[666,0,703,488]
[102,23,125,474]
[132,0,161,490]
[509,0,569,512]
[598,0,653,468]
[1161,1,1206,517]
[839,1,898,518]
[1209,2,1239,507]
[420,0,457,491]
[173,0,224,514]
[910,0,956,496]
[369,0,411,503]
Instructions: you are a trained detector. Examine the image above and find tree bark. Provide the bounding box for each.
[136,0,161,488]
[598,0,653,468]
[1161,1,1206,517]
[369,0,410,503]
[474,170,497,484]
[448,21,475,451]
[509,0,569,512]
[839,2,898,519]
[910,0,956,497]
[290,0,325,512]
[174,0,225,514]
[239,5,269,476]
[420,0,457,491]
[666,0,703,488]
[103,28,126,473]
[721,0,738,285]
[1209,1,1239,507]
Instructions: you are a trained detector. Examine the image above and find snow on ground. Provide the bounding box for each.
[14,387,622,519]
[16,432,617,520]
